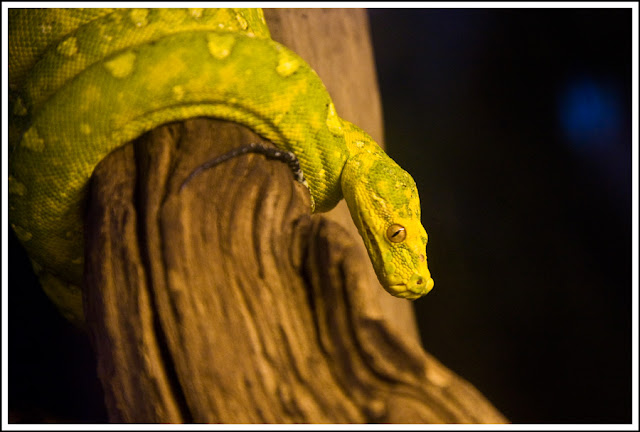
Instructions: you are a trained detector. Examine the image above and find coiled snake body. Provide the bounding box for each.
[9,8,433,324]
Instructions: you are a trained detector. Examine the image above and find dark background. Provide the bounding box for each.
[8,8,633,424]
[369,8,632,424]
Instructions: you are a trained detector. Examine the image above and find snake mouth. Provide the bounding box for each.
[388,287,423,300]
[388,276,434,300]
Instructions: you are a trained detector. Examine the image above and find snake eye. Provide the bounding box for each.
[386,224,406,243]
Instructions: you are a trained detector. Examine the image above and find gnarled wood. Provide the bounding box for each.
[83,9,508,424]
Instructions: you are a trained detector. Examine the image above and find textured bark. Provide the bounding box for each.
[83,9,508,424]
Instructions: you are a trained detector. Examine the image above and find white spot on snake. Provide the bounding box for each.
[64,231,74,239]
[22,127,45,152]
[207,33,236,59]
[9,176,27,196]
[325,103,344,136]
[189,8,204,18]
[235,12,249,30]
[98,23,114,44]
[104,51,136,78]
[172,85,185,101]
[71,257,83,265]
[57,36,78,57]
[129,9,149,27]
[80,123,92,135]
[11,224,32,242]
[355,140,365,149]
[276,50,300,77]
[13,97,28,116]
[40,23,52,34]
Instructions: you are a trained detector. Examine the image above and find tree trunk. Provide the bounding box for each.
[83,9,508,424]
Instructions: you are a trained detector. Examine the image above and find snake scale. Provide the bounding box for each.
[9,8,434,324]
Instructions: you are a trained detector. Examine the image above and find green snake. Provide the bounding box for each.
[9,8,434,325]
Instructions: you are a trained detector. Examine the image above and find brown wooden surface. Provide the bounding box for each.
[83,9,508,423]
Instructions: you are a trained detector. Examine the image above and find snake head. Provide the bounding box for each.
[341,146,434,300]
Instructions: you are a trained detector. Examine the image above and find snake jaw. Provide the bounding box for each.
[388,272,434,300]
[387,287,422,300]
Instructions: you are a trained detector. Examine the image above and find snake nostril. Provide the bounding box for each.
[416,277,424,285]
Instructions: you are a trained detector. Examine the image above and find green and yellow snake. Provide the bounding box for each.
[9,8,434,324]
